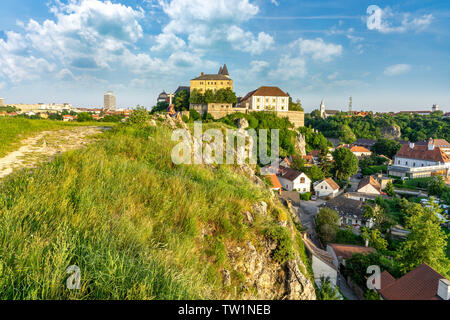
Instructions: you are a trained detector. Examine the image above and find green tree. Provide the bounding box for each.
[316,277,340,300]
[152,101,169,113]
[316,207,339,245]
[385,181,395,197]
[174,90,190,111]
[361,227,388,251]
[428,176,446,197]
[305,165,325,182]
[291,156,306,171]
[332,148,359,180]
[77,112,93,122]
[338,124,356,144]
[128,106,149,126]
[372,139,401,158]
[398,201,450,276]
[189,89,205,105]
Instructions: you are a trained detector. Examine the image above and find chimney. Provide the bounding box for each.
[201,72,204,76]
[409,142,415,149]
[438,279,450,300]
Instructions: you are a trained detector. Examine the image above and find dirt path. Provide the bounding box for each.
[0,126,110,179]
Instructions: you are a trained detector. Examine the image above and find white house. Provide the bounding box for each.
[240,86,289,112]
[388,141,450,178]
[277,166,311,193]
[313,178,340,198]
[303,235,338,287]
[357,176,382,195]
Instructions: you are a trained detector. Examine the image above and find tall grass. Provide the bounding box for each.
[0,117,115,157]
[0,124,285,299]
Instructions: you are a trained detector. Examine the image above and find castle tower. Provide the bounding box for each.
[432,104,439,112]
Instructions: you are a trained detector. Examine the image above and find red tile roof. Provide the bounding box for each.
[241,86,289,103]
[324,178,340,191]
[379,263,447,300]
[379,270,396,290]
[357,176,382,193]
[268,174,282,190]
[350,145,372,153]
[395,144,450,163]
[328,243,376,260]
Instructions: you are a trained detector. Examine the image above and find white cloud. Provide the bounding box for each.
[227,26,274,55]
[270,55,307,80]
[291,38,342,62]
[270,0,279,6]
[384,64,412,76]
[156,0,270,54]
[327,72,338,80]
[366,5,433,33]
[151,32,186,52]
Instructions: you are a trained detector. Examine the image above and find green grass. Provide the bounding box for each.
[0,123,309,299]
[0,117,116,157]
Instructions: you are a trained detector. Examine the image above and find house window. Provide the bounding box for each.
[300,177,305,183]
[321,186,323,189]
[398,160,400,164]
[413,162,416,167]
[406,161,408,166]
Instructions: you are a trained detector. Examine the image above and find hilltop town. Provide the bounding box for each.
[0,63,449,301]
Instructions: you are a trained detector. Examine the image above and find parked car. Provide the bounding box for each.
[311,195,317,201]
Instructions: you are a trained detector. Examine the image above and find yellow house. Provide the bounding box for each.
[190,64,233,93]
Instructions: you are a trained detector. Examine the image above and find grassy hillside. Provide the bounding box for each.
[0,117,115,157]
[0,122,311,299]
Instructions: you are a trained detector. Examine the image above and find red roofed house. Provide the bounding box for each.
[377,264,450,300]
[338,144,372,158]
[388,140,450,178]
[357,176,382,195]
[313,178,340,198]
[240,86,289,112]
[326,243,376,269]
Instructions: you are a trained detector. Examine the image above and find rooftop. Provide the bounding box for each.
[357,176,382,193]
[395,144,450,163]
[328,243,376,260]
[379,263,448,300]
[323,196,375,219]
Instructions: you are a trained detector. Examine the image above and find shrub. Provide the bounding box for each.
[300,192,311,201]
[264,225,295,264]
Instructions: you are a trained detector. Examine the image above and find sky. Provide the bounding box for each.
[0,0,449,112]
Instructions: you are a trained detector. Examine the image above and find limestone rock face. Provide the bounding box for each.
[381,124,401,139]
[236,118,249,129]
[252,201,268,217]
[226,237,316,300]
[296,133,307,157]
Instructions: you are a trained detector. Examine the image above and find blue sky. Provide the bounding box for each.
[0,0,449,112]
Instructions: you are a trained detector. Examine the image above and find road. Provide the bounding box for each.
[297,199,325,248]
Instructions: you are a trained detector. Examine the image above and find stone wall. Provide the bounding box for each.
[189,104,304,128]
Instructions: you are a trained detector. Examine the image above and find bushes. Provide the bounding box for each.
[361,165,387,176]
[264,225,295,264]
[300,192,311,201]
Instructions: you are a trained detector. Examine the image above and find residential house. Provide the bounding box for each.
[357,176,382,195]
[303,235,338,287]
[240,86,289,112]
[62,115,76,122]
[277,166,311,193]
[388,141,450,178]
[313,178,340,198]
[338,144,372,158]
[344,192,390,202]
[326,243,376,269]
[322,196,376,230]
[377,264,450,300]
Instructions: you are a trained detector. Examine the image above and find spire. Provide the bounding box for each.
[221,64,229,76]
[218,66,223,74]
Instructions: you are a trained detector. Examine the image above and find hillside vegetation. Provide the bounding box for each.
[0,122,313,299]
[0,117,114,157]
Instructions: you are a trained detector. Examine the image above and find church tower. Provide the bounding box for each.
[320,99,326,119]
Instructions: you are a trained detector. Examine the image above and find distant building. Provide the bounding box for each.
[337,144,372,158]
[240,86,289,112]
[157,91,169,104]
[357,176,382,195]
[190,64,233,94]
[388,141,450,178]
[320,99,340,119]
[104,91,116,111]
[174,86,190,95]
[0,98,4,107]
[322,196,376,230]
